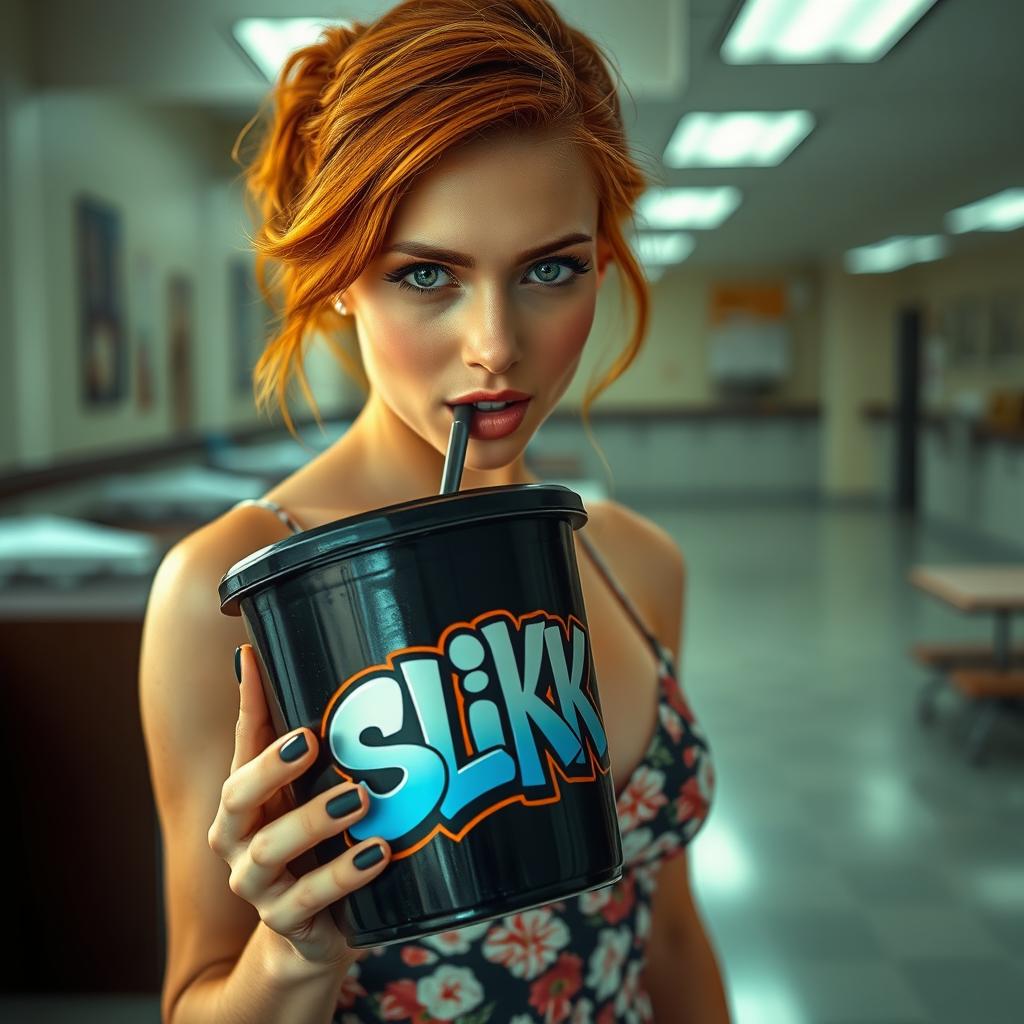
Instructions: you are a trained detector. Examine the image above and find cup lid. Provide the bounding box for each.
[219,483,587,616]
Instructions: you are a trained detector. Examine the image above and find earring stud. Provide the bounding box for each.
[335,298,349,316]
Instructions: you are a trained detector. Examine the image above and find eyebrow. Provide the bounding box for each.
[382,232,593,269]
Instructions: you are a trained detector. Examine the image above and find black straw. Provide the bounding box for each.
[440,404,473,494]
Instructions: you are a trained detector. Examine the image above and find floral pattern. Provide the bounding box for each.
[482,909,570,979]
[585,928,631,1001]
[333,646,714,1023]
[616,766,667,832]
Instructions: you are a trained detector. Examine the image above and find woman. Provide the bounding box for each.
[139,1,727,1021]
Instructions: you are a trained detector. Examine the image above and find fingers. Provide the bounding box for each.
[232,781,369,901]
[210,723,318,857]
[260,836,392,937]
[231,644,274,775]
[209,645,392,956]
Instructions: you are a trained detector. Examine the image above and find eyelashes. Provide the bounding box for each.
[383,255,593,296]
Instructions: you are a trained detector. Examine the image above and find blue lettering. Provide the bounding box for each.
[544,623,608,761]
[402,657,516,820]
[481,620,583,787]
[327,675,446,842]
[322,615,609,852]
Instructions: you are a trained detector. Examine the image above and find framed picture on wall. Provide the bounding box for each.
[989,290,1024,363]
[168,273,194,434]
[75,194,127,406]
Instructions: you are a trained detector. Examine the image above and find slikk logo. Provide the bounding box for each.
[319,608,610,858]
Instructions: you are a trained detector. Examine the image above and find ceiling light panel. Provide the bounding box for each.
[664,111,814,167]
[633,232,696,266]
[637,188,742,229]
[946,189,1024,233]
[722,0,939,64]
[844,235,947,274]
[233,18,353,82]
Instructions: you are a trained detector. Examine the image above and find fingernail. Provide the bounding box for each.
[326,788,363,819]
[279,732,309,763]
[354,844,385,870]
[234,646,242,684]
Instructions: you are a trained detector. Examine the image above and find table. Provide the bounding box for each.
[909,565,1024,765]
[0,522,171,990]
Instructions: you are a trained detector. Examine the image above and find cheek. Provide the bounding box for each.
[540,296,596,367]
[362,308,447,382]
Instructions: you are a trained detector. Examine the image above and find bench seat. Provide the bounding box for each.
[911,642,1024,669]
[949,669,1024,700]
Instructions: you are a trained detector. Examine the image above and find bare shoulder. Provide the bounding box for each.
[141,502,294,783]
[144,504,292,677]
[140,503,296,1019]
[589,498,686,662]
[595,499,683,564]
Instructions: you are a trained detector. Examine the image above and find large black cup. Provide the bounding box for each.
[219,483,622,947]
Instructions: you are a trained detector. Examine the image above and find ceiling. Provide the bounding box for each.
[26,0,1024,267]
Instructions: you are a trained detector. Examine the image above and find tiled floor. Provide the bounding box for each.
[4,499,1021,1023]
[646,499,1024,1024]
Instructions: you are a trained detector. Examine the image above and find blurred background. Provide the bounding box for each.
[2,1,1023,1022]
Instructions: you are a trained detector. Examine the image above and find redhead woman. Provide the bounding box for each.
[139,1,729,1021]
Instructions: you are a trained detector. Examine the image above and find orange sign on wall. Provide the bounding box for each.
[709,283,787,325]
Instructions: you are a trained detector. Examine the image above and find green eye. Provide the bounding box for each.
[531,262,567,284]
[409,266,448,290]
[383,256,592,296]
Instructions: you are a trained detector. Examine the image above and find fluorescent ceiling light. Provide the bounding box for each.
[722,0,939,64]
[664,111,814,167]
[945,189,1024,233]
[233,18,353,82]
[637,188,742,229]
[632,232,695,266]
[844,235,947,274]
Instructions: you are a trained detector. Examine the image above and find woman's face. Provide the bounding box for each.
[340,127,611,474]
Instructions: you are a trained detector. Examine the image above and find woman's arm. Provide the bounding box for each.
[171,920,347,1024]
[642,853,732,1024]
[140,508,359,1024]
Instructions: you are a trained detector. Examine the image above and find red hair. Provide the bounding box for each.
[234,0,653,473]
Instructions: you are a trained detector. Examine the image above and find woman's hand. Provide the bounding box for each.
[207,644,391,973]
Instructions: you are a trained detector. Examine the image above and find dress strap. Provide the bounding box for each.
[233,498,305,534]
[576,531,667,665]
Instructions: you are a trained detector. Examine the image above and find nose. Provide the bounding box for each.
[458,284,523,376]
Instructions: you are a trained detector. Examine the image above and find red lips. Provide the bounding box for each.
[447,389,532,405]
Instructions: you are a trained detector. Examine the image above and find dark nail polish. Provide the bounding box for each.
[326,788,363,819]
[279,733,308,763]
[354,844,384,870]
[234,646,242,684]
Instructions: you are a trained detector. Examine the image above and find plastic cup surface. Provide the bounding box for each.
[219,483,623,946]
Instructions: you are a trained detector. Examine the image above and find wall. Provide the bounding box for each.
[0,1,20,467]
[0,0,302,473]
[819,264,899,496]
[561,261,822,411]
[864,233,1024,549]
[35,95,262,460]
[900,232,1024,405]
[0,0,44,469]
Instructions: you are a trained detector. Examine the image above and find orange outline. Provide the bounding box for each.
[318,607,609,861]
[452,669,473,758]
